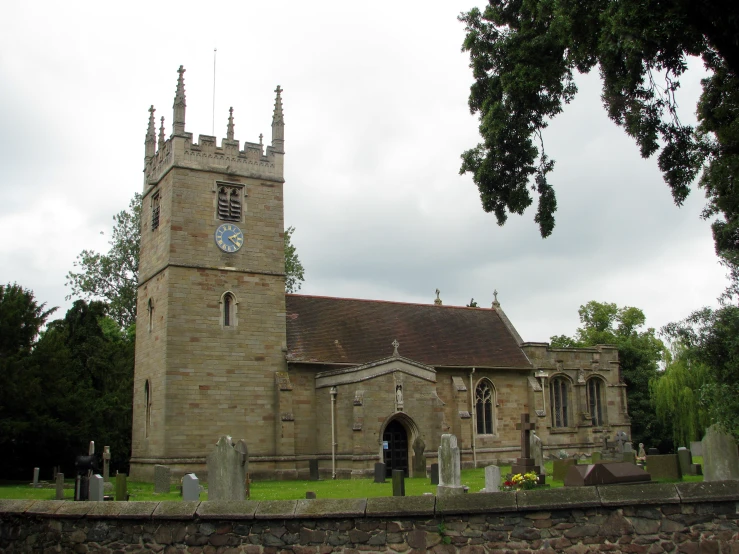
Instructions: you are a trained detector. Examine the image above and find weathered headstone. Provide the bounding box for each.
[615,431,628,453]
[646,454,682,480]
[677,447,693,476]
[412,437,426,477]
[182,473,200,501]
[154,465,171,493]
[564,462,651,487]
[622,451,637,465]
[703,424,739,482]
[103,446,111,482]
[690,440,703,457]
[89,474,104,501]
[55,473,65,500]
[624,442,633,453]
[374,462,386,483]
[553,458,577,481]
[430,463,439,485]
[32,467,40,487]
[115,473,127,501]
[306,491,316,499]
[392,469,405,496]
[309,458,319,481]
[512,414,539,476]
[483,465,501,493]
[207,435,248,501]
[530,431,544,474]
[437,434,464,496]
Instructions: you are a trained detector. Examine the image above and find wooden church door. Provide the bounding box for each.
[382,419,408,477]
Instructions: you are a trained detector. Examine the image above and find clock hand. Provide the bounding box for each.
[228,234,242,244]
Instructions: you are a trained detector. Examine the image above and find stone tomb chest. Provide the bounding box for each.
[564,462,651,487]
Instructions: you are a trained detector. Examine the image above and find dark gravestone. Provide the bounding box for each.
[430,463,439,485]
[647,454,682,480]
[512,413,540,476]
[647,448,660,455]
[305,491,316,499]
[392,469,405,497]
[115,473,127,501]
[309,459,319,481]
[552,458,577,481]
[412,437,426,477]
[564,462,651,487]
[677,448,693,476]
[691,463,703,476]
[374,463,386,483]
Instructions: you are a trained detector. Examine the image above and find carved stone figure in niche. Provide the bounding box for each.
[396,385,403,405]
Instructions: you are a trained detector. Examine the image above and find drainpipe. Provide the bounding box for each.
[330,387,337,479]
[470,368,477,469]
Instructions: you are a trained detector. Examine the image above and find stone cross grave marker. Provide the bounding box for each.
[512,413,540,476]
[89,474,104,501]
[154,465,171,493]
[182,473,200,501]
[207,435,248,501]
[103,446,111,482]
[483,465,501,493]
[437,434,464,497]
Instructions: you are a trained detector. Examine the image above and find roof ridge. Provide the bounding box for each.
[286,293,494,311]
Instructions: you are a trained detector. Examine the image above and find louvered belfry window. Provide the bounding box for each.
[151,193,160,231]
[218,185,242,221]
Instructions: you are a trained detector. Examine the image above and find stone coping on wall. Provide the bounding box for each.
[2,481,738,520]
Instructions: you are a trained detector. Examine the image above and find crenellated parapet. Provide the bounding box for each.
[143,66,285,190]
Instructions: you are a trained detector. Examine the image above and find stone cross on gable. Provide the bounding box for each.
[392,339,399,357]
[516,413,536,459]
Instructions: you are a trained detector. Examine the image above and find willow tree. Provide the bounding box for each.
[650,348,712,448]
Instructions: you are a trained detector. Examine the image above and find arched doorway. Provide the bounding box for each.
[382,419,408,477]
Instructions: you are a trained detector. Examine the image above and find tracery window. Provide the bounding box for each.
[220,291,238,328]
[549,376,569,428]
[475,379,495,434]
[217,185,242,221]
[151,192,160,231]
[587,378,605,426]
[145,380,152,438]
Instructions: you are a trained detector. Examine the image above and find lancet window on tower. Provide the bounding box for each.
[217,185,242,222]
[151,193,160,231]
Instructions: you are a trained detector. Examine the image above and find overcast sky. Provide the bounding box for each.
[0,0,728,343]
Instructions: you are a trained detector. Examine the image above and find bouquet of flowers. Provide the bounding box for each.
[500,471,539,491]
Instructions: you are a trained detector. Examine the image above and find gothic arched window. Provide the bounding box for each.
[587,378,605,426]
[147,298,154,333]
[549,376,570,428]
[220,291,238,328]
[475,379,495,435]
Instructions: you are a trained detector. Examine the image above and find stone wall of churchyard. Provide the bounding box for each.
[2,482,739,553]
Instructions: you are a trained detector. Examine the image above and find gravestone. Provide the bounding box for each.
[677,447,692,476]
[374,462,386,483]
[182,473,200,501]
[207,435,248,501]
[703,424,739,481]
[392,469,405,496]
[615,431,628,453]
[690,440,703,457]
[32,467,40,488]
[622,451,637,465]
[154,465,171,493]
[553,458,577,481]
[115,473,127,501]
[306,491,316,499]
[646,454,681,480]
[309,458,319,481]
[530,431,544,474]
[564,462,651,487]
[624,442,633,453]
[511,414,540,476]
[89,474,104,501]
[103,446,111,482]
[437,434,464,496]
[647,447,660,455]
[430,463,439,485]
[483,465,501,493]
[55,473,65,500]
[412,437,426,477]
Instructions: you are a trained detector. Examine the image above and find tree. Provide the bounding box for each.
[459,1,739,257]
[0,283,56,358]
[551,301,669,450]
[285,226,305,293]
[66,194,141,329]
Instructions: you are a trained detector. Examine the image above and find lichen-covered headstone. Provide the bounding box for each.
[154,465,171,493]
[483,465,501,492]
[437,434,464,497]
[207,435,248,501]
[182,473,200,501]
[530,432,544,471]
[703,424,739,482]
[55,473,65,500]
[89,474,104,501]
[677,447,693,476]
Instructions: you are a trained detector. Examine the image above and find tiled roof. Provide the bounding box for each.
[285,295,532,368]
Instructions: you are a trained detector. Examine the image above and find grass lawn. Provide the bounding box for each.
[0,458,701,502]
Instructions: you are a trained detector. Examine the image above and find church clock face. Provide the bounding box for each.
[214,223,244,253]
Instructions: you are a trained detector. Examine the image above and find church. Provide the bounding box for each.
[129,68,631,482]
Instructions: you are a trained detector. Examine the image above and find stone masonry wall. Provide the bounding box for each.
[2,482,739,553]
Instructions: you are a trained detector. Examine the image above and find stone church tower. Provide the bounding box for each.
[130,67,288,481]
